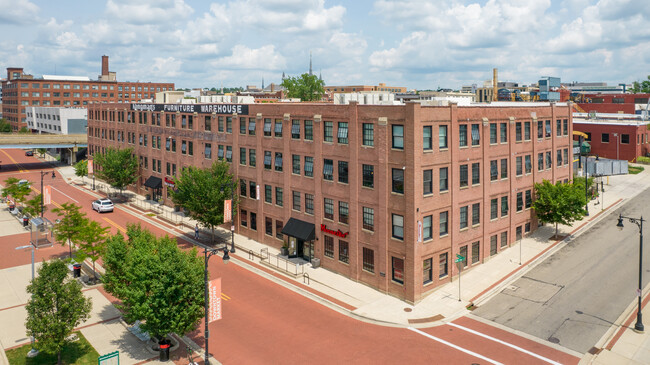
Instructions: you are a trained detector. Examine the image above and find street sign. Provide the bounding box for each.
[455,254,465,263]
[98,351,119,365]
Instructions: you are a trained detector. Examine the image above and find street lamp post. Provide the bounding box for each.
[40,171,56,217]
[616,214,645,333]
[16,244,39,357]
[204,246,229,365]
[584,157,589,216]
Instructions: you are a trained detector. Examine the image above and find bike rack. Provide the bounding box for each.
[303,273,310,285]
[248,249,254,260]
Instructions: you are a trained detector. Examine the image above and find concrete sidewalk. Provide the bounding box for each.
[55,162,650,363]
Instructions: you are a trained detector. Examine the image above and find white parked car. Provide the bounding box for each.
[92,198,114,213]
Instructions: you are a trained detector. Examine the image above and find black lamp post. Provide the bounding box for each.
[40,170,56,217]
[617,214,645,333]
[204,246,229,365]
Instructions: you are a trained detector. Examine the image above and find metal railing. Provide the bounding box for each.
[259,248,305,277]
[158,209,185,225]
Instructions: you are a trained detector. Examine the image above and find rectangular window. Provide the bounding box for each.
[324,236,334,258]
[249,181,257,199]
[501,231,508,247]
[563,119,568,136]
[460,206,468,229]
[524,122,531,140]
[363,207,374,231]
[265,217,273,236]
[525,155,532,174]
[472,163,480,185]
[459,245,468,268]
[249,149,256,167]
[472,203,480,225]
[392,257,404,284]
[423,215,432,240]
[516,226,523,241]
[204,143,212,159]
[472,241,480,264]
[240,179,247,197]
[239,117,245,134]
[274,120,283,137]
[490,160,498,181]
[305,194,314,214]
[305,120,313,140]
[226,146,232,162]
[460,165,468,188]
[557,149,562,166]
[324,121,333,142]
[459,125,468,147]
[556,119,562,137]
[338,161,349,184]
[292,155,301,174]
[392,168,404,194]
[545,120,552,137]
[217,116,223,132]
[563,149,569,166]
[516,122,522,142]
[546,151,552,169]
[423,126,433,150]
[490,235,498,256]
[304,157,314,177]
[491,198,498,220]
[516,156,523,176]
[490,123,497,144]
[339,240,349,263]
[622,134,630,144]
[324,198,334,220]
[265,185,272,204]
[525,189,532,209]
[439,125,448,148]
[276,220,283,240]
[501,195,509,217]
[362,164,374,188]
[439,253,448,278]
[362,123,374,146]
[471,124,480,146]
[338,122,348,144]
[240,148,246,165]
[264,151,272,170]
[263,118,272,136]
[440,211,448,236]
[323,159,334,181]
[500,122,507,143]
[293,191,301,211]
[501,158,508,179]
[392,214,404,240]
[517,192,523,212]
[392,125,404,149]
[274,152,283,171]
[537,121,543,139]
[439,167,448,192]
[423,258,432,284]
[249,118,256,135]
[538,152,544,171]
[423,169,433,195]
[339,201,349,224]
[363,248,374,273]
[240,210,247,227]
[291,120,300,139]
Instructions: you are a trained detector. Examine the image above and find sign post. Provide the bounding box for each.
[455,254,465,302]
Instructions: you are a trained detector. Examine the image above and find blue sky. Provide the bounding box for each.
[1,0,649,90]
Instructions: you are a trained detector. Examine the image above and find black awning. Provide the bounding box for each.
[144,176,163,189]
[281,218,315,241]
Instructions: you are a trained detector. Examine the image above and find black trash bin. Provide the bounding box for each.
[22,217,29,227]
[73,264,82,278]
[159,340,171,362]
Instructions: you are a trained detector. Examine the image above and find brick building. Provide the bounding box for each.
[573,113,650,161]
[575,93,650,114]
[87,101,573,303]
[1,56,174,131]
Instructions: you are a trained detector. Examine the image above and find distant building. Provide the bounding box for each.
[25,106,87,135]
[573,113,650,161]
[574,93,650,115]
[325,83,407,94]
[1,56,174,131]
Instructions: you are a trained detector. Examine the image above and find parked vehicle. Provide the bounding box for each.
[92,198,114,213]
[25,150,34,156]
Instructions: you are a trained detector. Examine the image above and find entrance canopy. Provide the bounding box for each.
[144,176,162,189]
[281,218,315,241]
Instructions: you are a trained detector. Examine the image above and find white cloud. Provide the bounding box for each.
[214,45,286,70]
[150,56,182,78]
[0,0,38,24]
[105,0,193,25]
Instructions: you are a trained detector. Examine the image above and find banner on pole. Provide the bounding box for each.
[224,200,232,222]
[43,185,51,205]
[208,278,222,323]
[417,220,422,242]
[88,160,93,175]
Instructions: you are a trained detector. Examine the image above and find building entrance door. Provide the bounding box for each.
[302,240,312,262]
[288,237,297,258]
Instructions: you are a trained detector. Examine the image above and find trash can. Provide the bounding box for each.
[159,340,171,362]
[22,217,29,227]
[73,264,82,278]
[8,203,15,210]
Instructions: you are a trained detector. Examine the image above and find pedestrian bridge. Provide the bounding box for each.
[0,134,87,149]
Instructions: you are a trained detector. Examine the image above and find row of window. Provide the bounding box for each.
[21,91,111,98]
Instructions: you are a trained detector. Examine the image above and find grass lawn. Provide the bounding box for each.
[6,332,99,365]
[629,165,645,174]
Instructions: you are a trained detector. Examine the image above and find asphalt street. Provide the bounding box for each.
[473,186,650,354]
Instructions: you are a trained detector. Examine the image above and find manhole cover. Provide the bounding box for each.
[548,336,560,344]
[404,308,413,312]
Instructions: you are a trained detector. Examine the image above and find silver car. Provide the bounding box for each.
[92,198,114,213]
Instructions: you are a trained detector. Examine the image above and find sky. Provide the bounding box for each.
[1,0,649,91]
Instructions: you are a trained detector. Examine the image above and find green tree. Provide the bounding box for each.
[93,147,138,196]
[280,73,325,101]
[2,177,32,205]
[25,260,92,365]
[76,220,109,283]
[22,193,44,218]
[532,180,587,238]
[19,126,30,134]
[170,161,237,244]
[73,159,88,183]
[0,118,11,133]
[102,225,204,341]
[37,148,47,158]
[52,203,88,260]
[631,76,650,94]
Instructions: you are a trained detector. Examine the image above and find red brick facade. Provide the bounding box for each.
[87,101,573,303]
[573,119,650,161]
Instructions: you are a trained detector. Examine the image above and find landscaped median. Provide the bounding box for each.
[5,332,98,365]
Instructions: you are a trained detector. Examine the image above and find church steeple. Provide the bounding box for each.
[309,51,313,76]
[262,77,265,89]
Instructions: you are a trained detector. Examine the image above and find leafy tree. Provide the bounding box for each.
[630,76,650,94]
[2,177,32,205]
[532,180,587,238]
[25,260,92,365]
[102,225,204,341]
[76,220,109,283]
[0,118,11,133]
[170,161,237,244]
[52,202,88,260]
[19,126,30,134]
[74,160,88,183]
[22,193,44,218]
[37,148,47,158]
[280,73,325,101]
[93,147,138,196]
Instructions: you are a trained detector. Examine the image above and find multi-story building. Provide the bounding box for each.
[573,113,650,161]
[325,83,407,94]
[87,101,573,303]
[574,93,650,115]
[25,106,87,135]
[1,56,174,131]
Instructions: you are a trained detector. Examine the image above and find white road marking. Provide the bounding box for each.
[51,186,78,203]
[407,327,503,365]
[447,322,563,365]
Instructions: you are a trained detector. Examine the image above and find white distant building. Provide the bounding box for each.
[333,92,399,105]
[199,95,255,104]
[25,107,87,134]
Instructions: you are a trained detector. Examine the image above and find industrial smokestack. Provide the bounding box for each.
[102,55,109,76]
[492,68,498,102]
